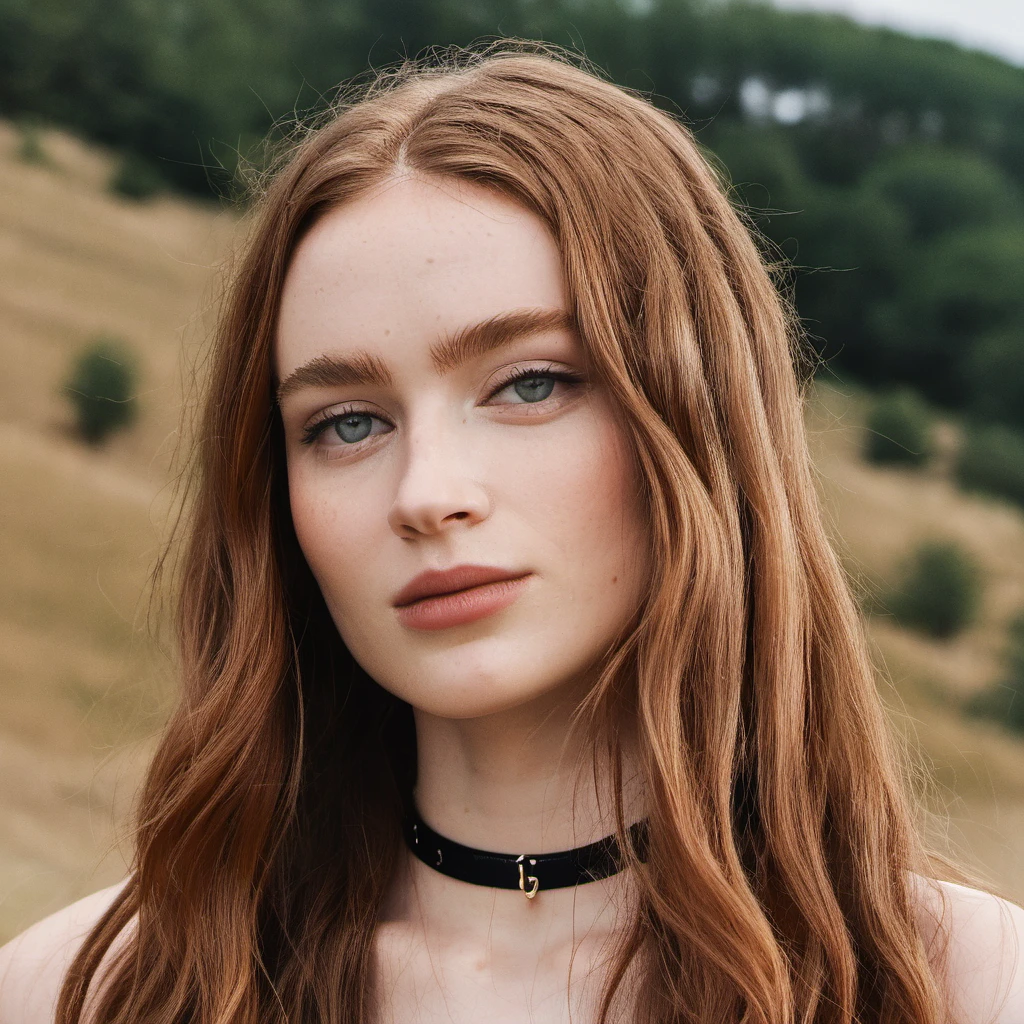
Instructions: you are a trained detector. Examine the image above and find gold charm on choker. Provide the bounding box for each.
[517,855,540,899]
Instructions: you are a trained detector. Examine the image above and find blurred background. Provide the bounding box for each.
[1,0,1023,942]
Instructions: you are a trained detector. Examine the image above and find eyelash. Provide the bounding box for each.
[299,364,586,448]
[487,363,585,399]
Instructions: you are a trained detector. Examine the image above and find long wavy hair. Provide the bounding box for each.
[59,41,955,1024]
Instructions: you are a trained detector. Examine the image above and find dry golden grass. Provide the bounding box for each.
[0,121,1021,944]
[807,384,1024,898]
[0,121,237,940]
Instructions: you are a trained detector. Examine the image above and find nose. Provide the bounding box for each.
[387,427,491,539]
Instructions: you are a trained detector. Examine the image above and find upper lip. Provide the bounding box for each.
[392,564,530,607]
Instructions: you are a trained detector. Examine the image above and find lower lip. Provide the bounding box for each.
[395,575,532,631]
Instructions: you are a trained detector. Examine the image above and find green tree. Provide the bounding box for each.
[964,328,1024,432]
[63,335,139,445]
[872,226,1024,405]
[15,119,48,164]
[887,539,982,640]
[862,149,1021,242]
[110,151,164,200]
[955,422,1024,508]
[863,389,934,467]
[966,610,1024,733]
[794,185,910,382]
[708,124,808,214]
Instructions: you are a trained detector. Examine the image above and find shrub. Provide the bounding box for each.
[63,336,139,445]
[16,121,48,165]
[110,152,164,200]
[887,539,982,639]
[955,422,1024,508]
[966,611,1024,733]
[863,389,934,467]
[965,328,1024,432]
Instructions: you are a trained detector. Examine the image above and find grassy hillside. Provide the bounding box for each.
[1,122,1022,944]
[807,388,1024,897]
[0,120,238,941]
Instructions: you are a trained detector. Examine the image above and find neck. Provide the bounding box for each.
[381,683,645,949]
[415,704,635,852]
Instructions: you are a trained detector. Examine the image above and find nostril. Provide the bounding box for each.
[387,479,491,537]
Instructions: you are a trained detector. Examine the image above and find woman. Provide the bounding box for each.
[1,41,1021,1024]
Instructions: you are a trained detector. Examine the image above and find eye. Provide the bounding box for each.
[301,409,393,448]
[332,412,376,443]
[508,375,555,403]
[486,366,585,406]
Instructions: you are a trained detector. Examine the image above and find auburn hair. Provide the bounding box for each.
[59,40,955,1024]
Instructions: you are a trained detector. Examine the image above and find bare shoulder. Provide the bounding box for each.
[0,880,130,1024]
[912,875,1024,1024]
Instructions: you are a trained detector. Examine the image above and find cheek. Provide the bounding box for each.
[535,412,648,593]
[288,470,327,566]
[286,466,373,607]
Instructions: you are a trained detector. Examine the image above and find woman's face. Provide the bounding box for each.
[275,175,649,720]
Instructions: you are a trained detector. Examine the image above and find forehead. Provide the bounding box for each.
[275,176,568,377]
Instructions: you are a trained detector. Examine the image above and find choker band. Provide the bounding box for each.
[403,812,648,899]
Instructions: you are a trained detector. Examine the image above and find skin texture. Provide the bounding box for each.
[0,882,131,1024]
[2,175,1023,1023]
[276,175,647,727]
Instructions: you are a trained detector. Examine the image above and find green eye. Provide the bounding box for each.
[302,410,392,447]
[513,376,556,403]
[333,414,374,443]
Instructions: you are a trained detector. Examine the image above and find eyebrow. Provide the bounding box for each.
[276,306,575,404]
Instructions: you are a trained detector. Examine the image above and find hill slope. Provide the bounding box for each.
[0,122,1022,943]
[0,121,238,940]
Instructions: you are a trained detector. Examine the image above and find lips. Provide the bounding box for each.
[393,564,530,607]
[393,566,533,631]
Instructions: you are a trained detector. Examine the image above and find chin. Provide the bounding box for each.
[405,676,566,720]
[364,641,593,721]
[332,601,613,720]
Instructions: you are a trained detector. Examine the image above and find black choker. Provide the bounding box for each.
[403,812,648,899]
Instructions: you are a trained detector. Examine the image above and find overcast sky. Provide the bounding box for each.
[771,0,1024,66]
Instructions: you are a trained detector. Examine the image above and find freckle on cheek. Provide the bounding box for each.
[612,576,618,584]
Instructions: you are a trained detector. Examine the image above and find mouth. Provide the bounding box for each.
[393,565,533,631]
